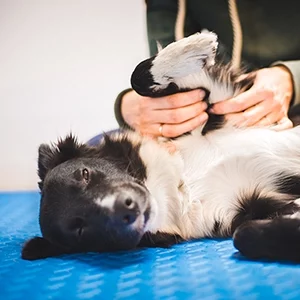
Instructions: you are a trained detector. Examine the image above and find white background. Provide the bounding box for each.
[0,0,148,191]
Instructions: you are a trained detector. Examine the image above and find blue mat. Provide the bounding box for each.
[1,192,300,299]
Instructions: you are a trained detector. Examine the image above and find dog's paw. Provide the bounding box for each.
[151,32,218,84]
[21,237,70,260]
[233,218,300,263]
[131,32,219,97]
[139,232,183,248]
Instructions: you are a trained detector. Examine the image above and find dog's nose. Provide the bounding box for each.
[113,194,139,225]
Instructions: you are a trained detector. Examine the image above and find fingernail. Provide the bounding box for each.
[199,90,206,99]
[199,113,208,123]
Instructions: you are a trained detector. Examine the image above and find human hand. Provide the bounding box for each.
[121,89,208,138]
[210,66,294,130]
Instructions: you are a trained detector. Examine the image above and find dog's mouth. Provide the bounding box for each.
[104,176,154,250]
[45,209,151,254]
[104,213,150,251]
[93,204,152,252]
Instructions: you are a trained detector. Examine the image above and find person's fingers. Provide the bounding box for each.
[225,96,282,127]
[210,87,275,115]
[139,112,209,138]
[148,89,206,110]
[143,101,208,124]
[160,113,209,137]
[253,110,284,127]
[138,89,208,136]
[270,117,293,131]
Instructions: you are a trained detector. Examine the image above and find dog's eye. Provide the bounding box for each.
[82,169,90,182]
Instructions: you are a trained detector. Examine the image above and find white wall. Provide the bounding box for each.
[0,0,149,191]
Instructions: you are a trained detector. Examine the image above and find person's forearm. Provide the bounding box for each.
[114,88,133,129]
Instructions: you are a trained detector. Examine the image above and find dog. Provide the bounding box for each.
[22,32,300,262]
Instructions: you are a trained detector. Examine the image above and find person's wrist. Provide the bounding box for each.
[114,88,133,129]
[271,65,294,106]
[121,90,139,129]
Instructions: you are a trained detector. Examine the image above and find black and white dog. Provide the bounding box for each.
[22,32,300,262]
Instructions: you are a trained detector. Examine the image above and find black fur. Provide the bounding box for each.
[212,221,224,237]
[231,191,299,233]
[139,232,183,248]
[130,56,155,96]
[288,104,300,126]
[23,132,300,262]
[21,237,73,260]
[233,217,300,262]
[99,134,147,182]
[207,64,255,95]
[37,135,86,189]
[202,114,226,135]
[22,133,152,260]
[38,134,147,189]
[131,57,182,97]
[275,173,300,196]
[22,33,300,263]
[131,56,255,136]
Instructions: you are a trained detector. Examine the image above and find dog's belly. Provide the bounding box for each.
[173,126,300,237]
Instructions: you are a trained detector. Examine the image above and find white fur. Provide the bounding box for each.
[150,32,237,103]
[95,195,115,210]
[138,138,186,236]
[173,71,235,103]
[131,31,300,241]
[137,122,300,240]
[150,33,220,94]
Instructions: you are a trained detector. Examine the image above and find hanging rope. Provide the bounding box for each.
[228,0,243,69]
[175,0,243,68]
[175,0,186,41]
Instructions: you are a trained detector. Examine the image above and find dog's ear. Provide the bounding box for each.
[38,134,87,189]
[21,237,71,260]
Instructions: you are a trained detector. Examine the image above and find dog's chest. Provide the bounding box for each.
[172,127,287,237]
[142,126,300,238]
[176,127,281,193]
[175,128,257,199]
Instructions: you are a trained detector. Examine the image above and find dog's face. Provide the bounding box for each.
[22,134,152,260]
[40,158,151,251]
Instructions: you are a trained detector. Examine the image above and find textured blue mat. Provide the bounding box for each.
[1,192,300,299]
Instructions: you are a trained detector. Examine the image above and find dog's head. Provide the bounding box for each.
[22,134,152,260]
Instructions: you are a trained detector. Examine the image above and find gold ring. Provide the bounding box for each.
[158,124,164,136]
